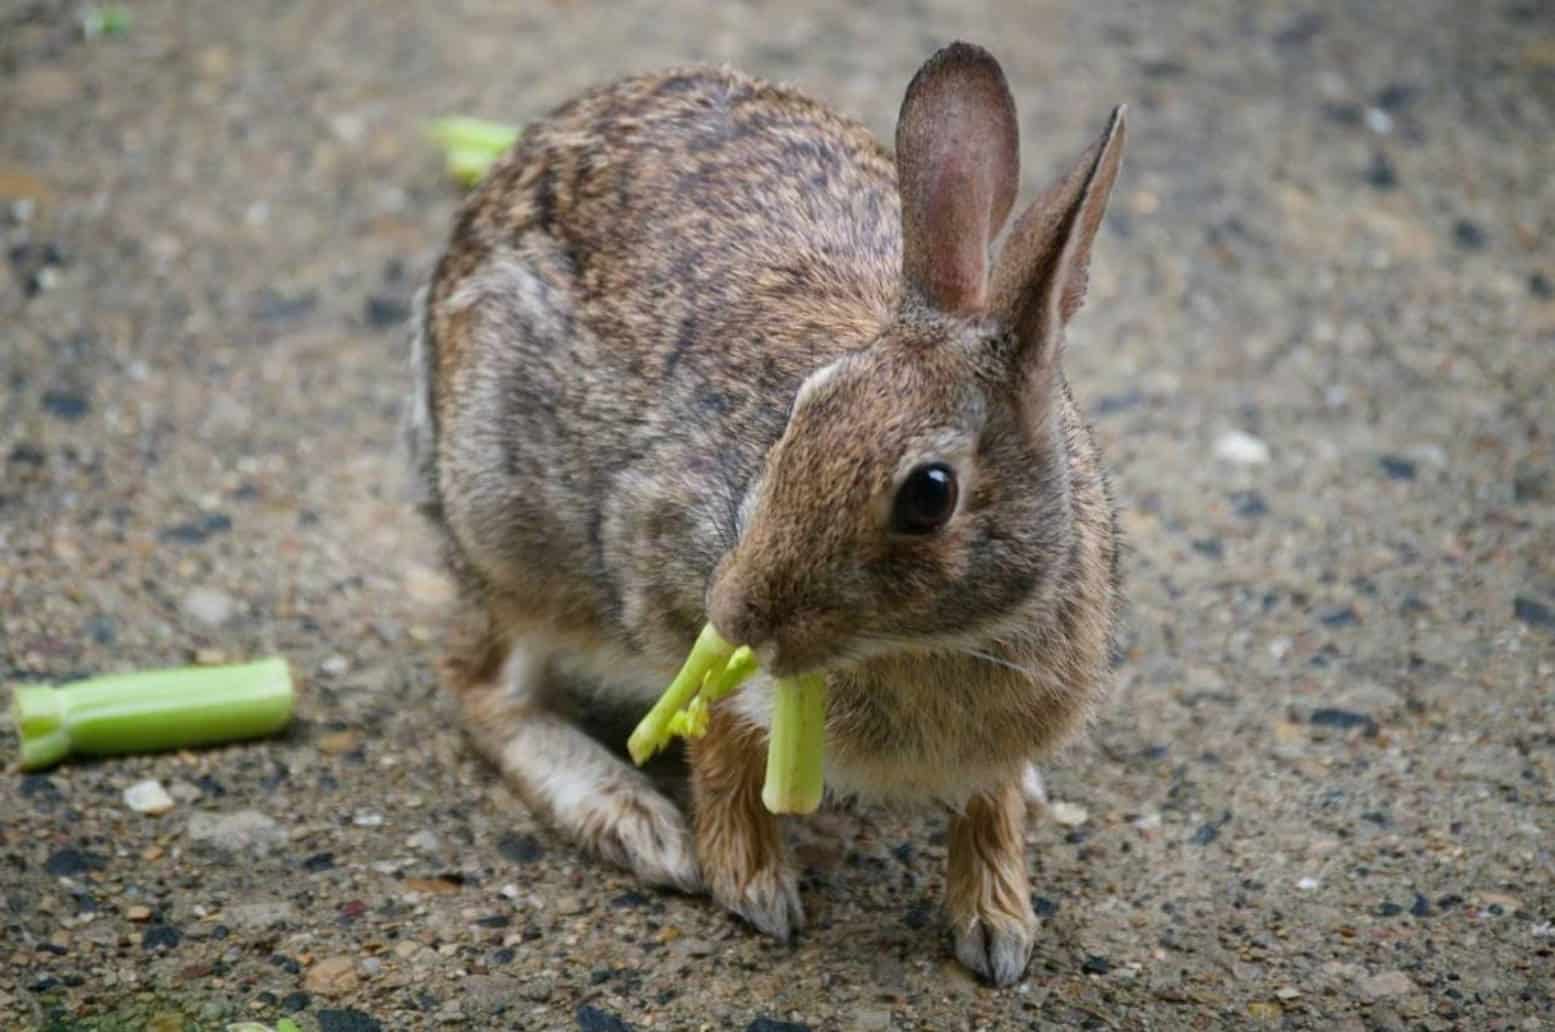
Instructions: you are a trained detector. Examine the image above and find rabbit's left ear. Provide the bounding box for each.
[895,42,1020,317]
[989,106,1126,373]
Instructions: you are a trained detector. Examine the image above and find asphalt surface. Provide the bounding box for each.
[3,1,1553,1029]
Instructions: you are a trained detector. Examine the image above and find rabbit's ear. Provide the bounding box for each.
[895,42,1020,317]
[989,106,1126,373]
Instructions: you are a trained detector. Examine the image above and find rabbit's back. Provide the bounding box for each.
[417,67,903,666]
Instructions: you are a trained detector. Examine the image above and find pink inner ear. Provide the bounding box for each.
[895,43,1020,320]
[920,156,992,314]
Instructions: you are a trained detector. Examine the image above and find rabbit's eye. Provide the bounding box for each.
[891,463,958,535]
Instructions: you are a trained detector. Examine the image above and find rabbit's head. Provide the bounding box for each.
[707,43,1125,676]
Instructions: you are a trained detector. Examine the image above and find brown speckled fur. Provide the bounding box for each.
[407,42,1127,985]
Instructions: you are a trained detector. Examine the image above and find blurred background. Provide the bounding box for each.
[3,1,1553,1029]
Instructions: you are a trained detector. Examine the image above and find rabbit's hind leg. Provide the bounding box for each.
[441,602,701,893]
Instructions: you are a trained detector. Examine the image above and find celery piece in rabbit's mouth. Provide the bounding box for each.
[627,624,827,815]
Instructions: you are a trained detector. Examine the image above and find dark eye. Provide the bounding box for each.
[891,463,958,535]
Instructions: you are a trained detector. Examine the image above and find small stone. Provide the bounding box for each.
[406,830,441,853]
[1230,490,1269,517]
[127,904,153,922]
[306,955,360,995]
[1214,430,1270,466]
[317,1009,383,1032]
[1364,152,1398,190]
[1246,1002,1282,1020]
[747,1020,811,1032]
[576,1006,633,1032]
[193,648,227,666]
[181,587,235,627]
[404,564,456,607]
[42,390,89,421]
[1297,877,1320,891]
[187,809,286,854]
[1048,801,1089,826]
[851,1009,893,1032]
[318,731,361,755]
[669,936,717,959]
[1319,605,1358,627]
[1274,986,1301,1000]
[1080,954,1112,975]
[1452,219,1487,250]
[1514,596,1555,632]
[1410,893,1431,917]
[124,779,175,816]
[1358,969,1415,1000]
[282,991,312,1012]
[228,901,295,930]
[365,295,410,329]
[142,924,181,950]
[45,847,105,877]
[1378,455,1416,480]
[321,655,351,677]
[497,831,544,863]
[1531,271,1554,299]
[353,811,384,827]
[520,976,554,1002]
[1310,707,1375,733]
[1363,107,1394,134]
[86,615,117,644]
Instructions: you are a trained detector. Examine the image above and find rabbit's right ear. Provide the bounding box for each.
[895,42,1020,317]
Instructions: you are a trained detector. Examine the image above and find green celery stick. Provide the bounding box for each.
[762,673,827,815]
[426,117,521,186]
[628,625,736,764]
[12,658,294,771]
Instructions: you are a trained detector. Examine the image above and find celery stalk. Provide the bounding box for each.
[761,673,827,815]
[12,658,294,771]
[627,625,736,765]
[426,117,521,186]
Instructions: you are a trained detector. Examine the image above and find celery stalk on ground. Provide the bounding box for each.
[12,658,294,771]
[426,117,521,186]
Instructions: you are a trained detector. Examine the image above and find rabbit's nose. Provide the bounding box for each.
[707,585,773,654]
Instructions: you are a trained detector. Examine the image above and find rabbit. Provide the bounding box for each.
[405,40,1126,986]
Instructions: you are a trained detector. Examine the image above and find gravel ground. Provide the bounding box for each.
[3,1,1553,1029]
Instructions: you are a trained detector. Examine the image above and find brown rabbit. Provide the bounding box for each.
[406,41,1125,985]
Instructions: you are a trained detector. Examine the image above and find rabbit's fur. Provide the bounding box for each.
[408,42,1125,985]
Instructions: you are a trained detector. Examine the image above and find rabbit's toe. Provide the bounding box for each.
[710,860,805,942]
[587,786,702,893]
[952,910,1036,986]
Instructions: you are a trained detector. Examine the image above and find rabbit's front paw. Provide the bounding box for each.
[708,856,805,942]
[586,782,703,893]
[951,906,1036,986]
[946,781,1036,985]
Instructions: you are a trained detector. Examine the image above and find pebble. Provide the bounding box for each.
[181,587,236,627]
[747,1020,812,1032]
[124,779,176,816]
[1378,455,1417,480]
[1513,596,1554,632]
[353,811,384,827]
[1297,877,1321,891]
[227,900,295,930]
[305,955,361,995]
[317,1009,383,1032]
[126,904,153,922]
[1048,801,1089,826]
[1358,969,1415,1000]
[575,1006,633,1032]
[142,924,181,950]
[1452,219,1487,251]
[1214,430,1271,466]
[187,809,286,854]
[497,831,544,863]
[406,829,441,853]
[851,1009,893,1032]
[318,730,362,755]
[42,390,89,420]
[321,654,351,677]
